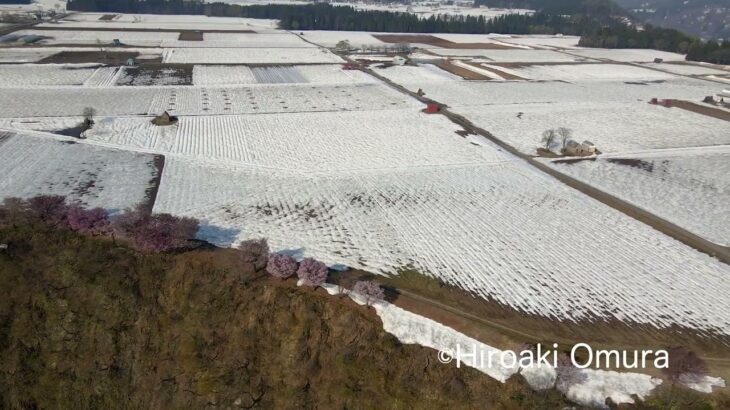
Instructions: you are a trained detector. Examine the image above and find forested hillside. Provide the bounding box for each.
[614,0,730,40]
[0,200,576,409]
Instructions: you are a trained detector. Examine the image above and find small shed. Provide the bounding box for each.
[126,57,136,66]
[653,58,663,63]
[151,111,179,126]
[393,56,407,66]
[562,140,582,156]
[0,243,8,251]
[112,39,122,47]
[424,103,440,114]
[582,140,596,154]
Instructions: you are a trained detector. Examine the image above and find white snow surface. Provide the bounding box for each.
[425,48,582,62]
[163,47,343,64]
[0,64,100,87]
[192,64,377,86]
[567,48,686,63]
[679,374,727,393]
[0,83,415,117]
[152,151,730,336]
[504,63,676,82]
[336,284,664,408]
[0,131,157,212]
[453,101,730,155]
[548,148,730,246]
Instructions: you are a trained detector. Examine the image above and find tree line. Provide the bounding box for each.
[66,0,730,64]
[580,24,730,64]
[0,0,32,4]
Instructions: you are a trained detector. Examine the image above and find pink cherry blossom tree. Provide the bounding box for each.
[266,253,298,279]
[67,205,111,235]
[296,258,328,287]
[352,280,385,306]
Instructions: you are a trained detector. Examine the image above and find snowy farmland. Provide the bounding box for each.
[454,101,730,155]
[163,47,343,64]
[1,11,730,386]
[192,64,377,85]
[0,131,159,213]
[154,155,730,336]
[549,148,730,246]
[425,48,582,62]
[494,63,676,82]
[0,82,416,117]
[38,14,279,32]
[84,110,508,171]
[0,64,102,87]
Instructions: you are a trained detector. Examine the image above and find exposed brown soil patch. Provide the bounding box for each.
[463,61,526,80]
[178,30,203,41]
[39,50,156,64]
[116,63,193,86]
[373,34,517,49]
[436,59,491,80]
[668,99,730,122]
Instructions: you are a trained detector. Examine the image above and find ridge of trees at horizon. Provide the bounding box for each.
[66,0,730,64]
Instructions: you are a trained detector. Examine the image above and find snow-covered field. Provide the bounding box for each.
[0,131,158,213]
[426,48,582,62]
[567,48,686,63]
[454,101,730,155]
[154,154,730,336]
[0,82,415,117]
[639,62,730,76]
[84,110,506,171]
[499,63,676,82]
[499,35,582,50]
[10,29,180,47]
[548,148,730,246]
[192,64,377,85]
[390,77,719,107]
[0,64,101,87]
[374,64,462,84]
[38,13,279,32]
[163,47,343,64]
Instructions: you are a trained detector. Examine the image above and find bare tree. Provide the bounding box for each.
[335,40,351,51]
[541,129,556,149]
[556,127,573,149]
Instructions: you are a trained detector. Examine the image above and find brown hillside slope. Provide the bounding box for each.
[0,221,572,409]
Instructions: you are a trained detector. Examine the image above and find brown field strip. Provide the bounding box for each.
[463,61,526,80]
[373,34,518,49]
[436,60,492,80]
[668,100,730,122]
